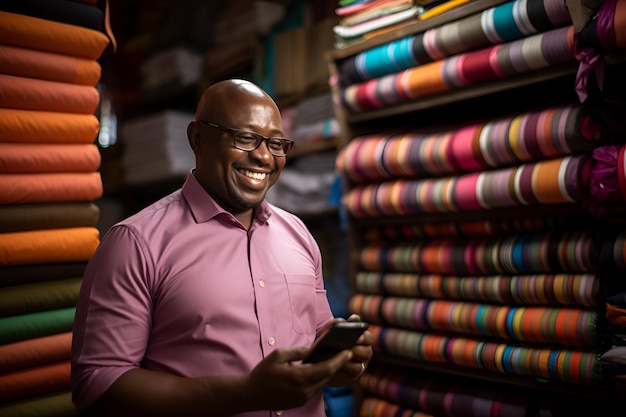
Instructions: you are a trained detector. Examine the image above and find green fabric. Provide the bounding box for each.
[0,307,75,344]
[0,390,77,417]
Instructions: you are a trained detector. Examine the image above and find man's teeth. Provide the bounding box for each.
[244,170,266,180]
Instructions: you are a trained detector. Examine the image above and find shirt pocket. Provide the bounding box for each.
[284,273,317,334]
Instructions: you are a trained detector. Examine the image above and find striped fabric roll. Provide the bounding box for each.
[358,230,597,275]
[339,0,572,85]
[364,215,577,241]
[360,397,431,417]
[342,25,575,113]
[360,366,550,417]
[354,272,600,306]
[339,104,600,183]
[343,155,590,217]
[368,324,601,385]
[349,294,599,346]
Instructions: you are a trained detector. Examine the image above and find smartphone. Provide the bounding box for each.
[302,321,369,363]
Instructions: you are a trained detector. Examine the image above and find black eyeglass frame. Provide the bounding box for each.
[198,121,294,157]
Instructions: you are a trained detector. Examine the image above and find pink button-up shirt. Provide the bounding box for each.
[71,173,334,416]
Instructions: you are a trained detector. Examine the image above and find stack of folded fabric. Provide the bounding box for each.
[139,46,203,95]
[120,110,195,186]
[0,2,111,415]
[333,0,468,47]
[284,92,340,146]
[267,92,341,215]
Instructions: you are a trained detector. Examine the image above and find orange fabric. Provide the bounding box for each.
[531,158,569,203]
[0,11,109,60]
[0,74,100,114]
[0,172,103,204]
[0,143,101,173]
[404,61,449,98]
[606,302,626,326]
[0,45,102,86]
[0,108,99,144]
[0,227,100,266]
[0,360,70,403]
[0,332,72,373]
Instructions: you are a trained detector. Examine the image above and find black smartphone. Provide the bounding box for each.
[302,321,369,363]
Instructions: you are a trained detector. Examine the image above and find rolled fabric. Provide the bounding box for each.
[0,227,100,267]
[0,172,103,204]
[0,360,70,403]
[350,294,599,346]
[0,261,87,288]
[354,272,600,306]
[0,11,109,60]
[360,366,548,417]
[0,390,74,417]
[339,0,572,86]
[363,214,577,240]
[343,155,590,217]
[0,331,72,373]
[357,229,596,275]
[0,202,100,233]
[0,277,82,317]
[0,143,101,173]
[589,144,626,202]
[0,74,100,114]
[0,108,99,144]
[0,307,75,344]
[0,0,105,31]
[342,25,575,113]
[365,324,601,385]
[339,104,600,183]
[0,44,102,86]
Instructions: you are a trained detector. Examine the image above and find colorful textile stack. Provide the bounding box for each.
[0,2,111,415]
[359,364,554,416]
[333,0,575,113]
[333,0,471,47]
[337,97,626,413]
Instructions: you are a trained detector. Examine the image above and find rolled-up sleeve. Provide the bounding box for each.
[71,224,154,413]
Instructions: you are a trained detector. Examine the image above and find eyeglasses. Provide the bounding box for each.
[198,121,294,156]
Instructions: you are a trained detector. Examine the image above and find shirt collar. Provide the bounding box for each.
[182,171,272,226]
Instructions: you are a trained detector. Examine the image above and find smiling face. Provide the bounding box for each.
[187,79,286,226]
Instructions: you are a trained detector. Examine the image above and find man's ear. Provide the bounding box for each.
[187,121,201,155]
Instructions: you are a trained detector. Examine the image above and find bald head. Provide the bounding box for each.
[187,78,286,227]
[195,79,279,123]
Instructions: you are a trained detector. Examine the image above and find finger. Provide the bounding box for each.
[347,313,361,321]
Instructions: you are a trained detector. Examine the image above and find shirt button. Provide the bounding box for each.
[268,337,275,346]
[259,280,265,288]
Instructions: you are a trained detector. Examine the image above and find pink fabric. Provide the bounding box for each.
[590,145,624,202]
[72,173,333,416]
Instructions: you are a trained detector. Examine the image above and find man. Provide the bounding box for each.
[71,79,373,416]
